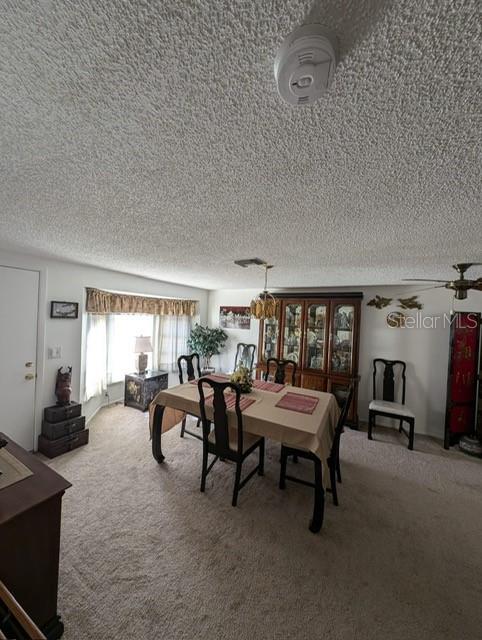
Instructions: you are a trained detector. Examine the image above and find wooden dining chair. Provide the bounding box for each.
[368,359,415,450]
[264,357,297,385]
[279,385,354,530]
[234,343,256,372]
[177,354,202,440]
[198,378,265,507]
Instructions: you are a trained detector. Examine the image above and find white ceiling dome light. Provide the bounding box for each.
[274,24,337,106]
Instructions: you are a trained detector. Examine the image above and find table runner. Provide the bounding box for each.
[275,392,319,414]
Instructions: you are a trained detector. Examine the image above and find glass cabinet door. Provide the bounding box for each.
[330,304,355,374]
[304,303,327,370]
[282,303,302,364]
[262,318,279,361]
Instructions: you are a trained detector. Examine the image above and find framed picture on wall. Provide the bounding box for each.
[219,306,251,330]
[50,301,79,319]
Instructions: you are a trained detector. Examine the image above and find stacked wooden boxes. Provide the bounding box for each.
[38,402,89,458]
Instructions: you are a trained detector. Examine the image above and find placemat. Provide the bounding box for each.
[0,448,33,491]
[205,394,255,412]
[275,392,319,414]
[253,379,285,393]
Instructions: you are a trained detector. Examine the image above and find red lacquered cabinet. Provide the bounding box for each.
[444,311,482,449]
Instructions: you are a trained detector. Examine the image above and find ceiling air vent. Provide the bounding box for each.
[274,24,337,106]
[234,258,266,268]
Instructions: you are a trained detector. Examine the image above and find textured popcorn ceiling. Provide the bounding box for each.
[0,0,481,290]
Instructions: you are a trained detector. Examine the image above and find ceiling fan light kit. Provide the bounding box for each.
[274,24,337,106]
[235,260,279,319]
[249,263,279,320]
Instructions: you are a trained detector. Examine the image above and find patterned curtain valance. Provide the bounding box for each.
[85,288,198,317]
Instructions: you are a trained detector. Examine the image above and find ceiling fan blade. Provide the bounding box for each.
[471,279,482,291]
[404,284,447,294]
[453,262,482,270]
[402,278,448,283]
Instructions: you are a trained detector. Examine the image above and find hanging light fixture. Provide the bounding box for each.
[250,263,279,319]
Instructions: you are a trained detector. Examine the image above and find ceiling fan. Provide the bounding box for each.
[403,263,482,300]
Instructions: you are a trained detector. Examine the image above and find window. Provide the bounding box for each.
[84,313,192,401]
[107,314,154,384]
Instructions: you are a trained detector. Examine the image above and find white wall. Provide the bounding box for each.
[0,249,208,443]
[207,286,482,439]
[208,290,260,372]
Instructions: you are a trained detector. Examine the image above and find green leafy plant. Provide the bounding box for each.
[230,366,253,394]
[187,324,228,369]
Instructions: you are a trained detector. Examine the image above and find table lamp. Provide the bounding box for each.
[134,336,152,375]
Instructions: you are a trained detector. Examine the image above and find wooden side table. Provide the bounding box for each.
[124,370,168,411]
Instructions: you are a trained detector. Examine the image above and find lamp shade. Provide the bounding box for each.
[134,336,152,353]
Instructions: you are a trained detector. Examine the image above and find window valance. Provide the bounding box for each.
[85,288,198,317]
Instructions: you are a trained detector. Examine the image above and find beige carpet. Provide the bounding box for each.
[45,404,482,640]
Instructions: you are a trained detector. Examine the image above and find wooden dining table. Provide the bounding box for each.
[149,377,340,532]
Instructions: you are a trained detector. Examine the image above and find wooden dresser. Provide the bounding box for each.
[0,434,71,639]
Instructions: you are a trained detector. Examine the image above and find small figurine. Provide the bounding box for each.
[367,295,393,309]
[55,366,72,406]
[397,295,423,310]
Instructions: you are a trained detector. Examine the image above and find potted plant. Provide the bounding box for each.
[187,324,228,372]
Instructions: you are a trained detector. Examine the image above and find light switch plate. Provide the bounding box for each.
[48,346,62,359]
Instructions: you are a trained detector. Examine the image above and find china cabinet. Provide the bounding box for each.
[256,293,362,426]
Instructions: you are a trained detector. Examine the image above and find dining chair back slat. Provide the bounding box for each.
[178,353,202,384]
[372,358,407,404]
[177,354,203,440]
[198,379,243,457]
[234,343,256,372]
[264,358,297,385]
